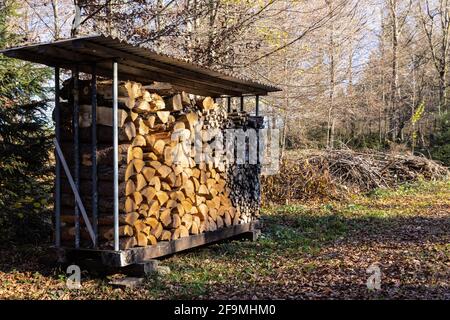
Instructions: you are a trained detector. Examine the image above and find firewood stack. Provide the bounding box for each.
[223,112,263,223]
[227,111,265,130]
[56,80,262,249]
[227,164,261,223]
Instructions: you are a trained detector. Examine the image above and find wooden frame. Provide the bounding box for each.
[55,221,261,267]
[1,36,275,270]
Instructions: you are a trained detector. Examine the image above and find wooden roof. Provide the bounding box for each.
[0,35,280,97]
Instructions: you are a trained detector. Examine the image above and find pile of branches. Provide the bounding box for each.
[261,149,449,205]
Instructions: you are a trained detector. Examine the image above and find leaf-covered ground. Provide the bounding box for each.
[0,181,448,299]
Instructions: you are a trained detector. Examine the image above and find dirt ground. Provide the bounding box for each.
[0,181,448,299]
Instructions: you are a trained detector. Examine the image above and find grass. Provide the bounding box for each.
[0,180,448,299]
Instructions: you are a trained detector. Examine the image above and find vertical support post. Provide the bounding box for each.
[240,96,244,112]
[73,67,80,248]
[112,61,119,252]
[54,67,61,248]
[227,97,231,113]
[91,64,98,248]
[255,95,260,165]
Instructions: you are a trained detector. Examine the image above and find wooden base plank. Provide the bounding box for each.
[122,261,159,276]
[54,221,260,267]
[109,277,145,289]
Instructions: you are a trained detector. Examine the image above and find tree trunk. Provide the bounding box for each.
[439,69,447,115]
[326,0,336,149]
[389,0,400,142]
[51,0,59,40]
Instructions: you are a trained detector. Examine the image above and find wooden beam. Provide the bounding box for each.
[105,221,260,266]
[55,221,260,267]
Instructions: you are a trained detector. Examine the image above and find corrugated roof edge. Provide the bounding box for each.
[0,34,281,94]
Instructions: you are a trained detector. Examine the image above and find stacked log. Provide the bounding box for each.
[227,164,261,223]
[58,80,261,249]
[224,112,263,223]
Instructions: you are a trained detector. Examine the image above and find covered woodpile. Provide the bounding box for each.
[57,80,261,249]
[262,149,449,205]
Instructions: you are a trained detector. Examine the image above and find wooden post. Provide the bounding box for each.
[255,95,260,165]
[91,64,98,248]
[54,67,61,247]
[73,66,80,248]
[112,60,119,252]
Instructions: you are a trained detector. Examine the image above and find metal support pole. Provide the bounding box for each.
[255,95,260,165]
[73,67,80,248]
[54,67,61,247]
[227,97,231,113]
[91,64,98,248]
[112,61,119,252]
[240,96,244,112]
[54,139,96,244]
